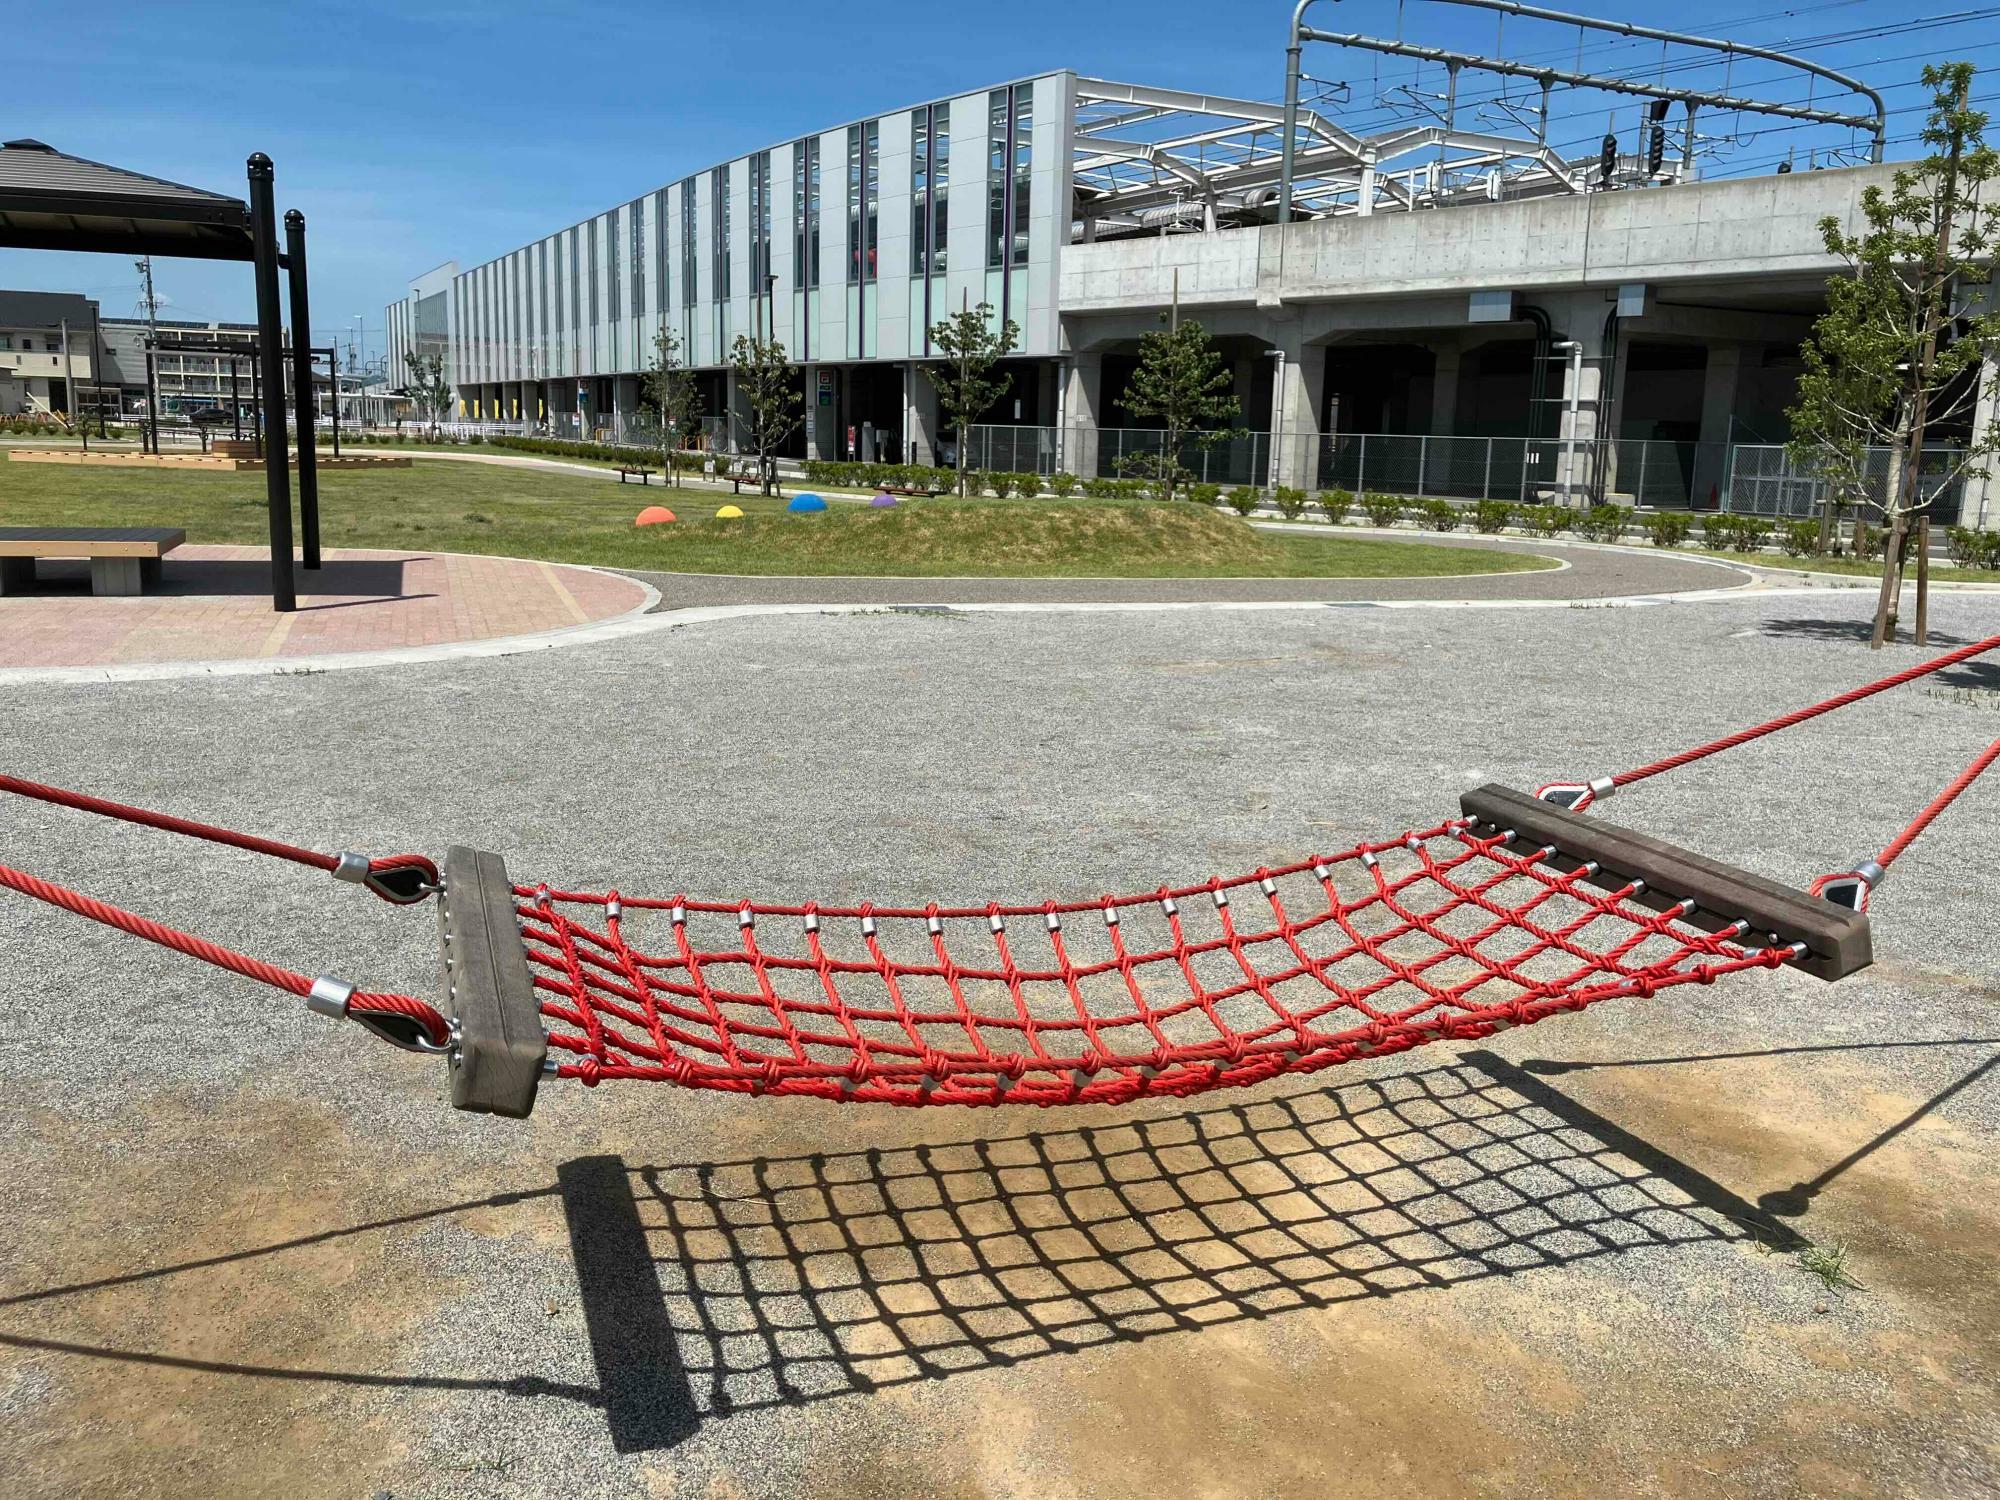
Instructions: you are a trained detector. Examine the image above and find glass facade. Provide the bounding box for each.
[846,121,879,284]
[988,85,1032,269]
[425,76,1059,395]
[794,137,820,288]
[606,212,621,325]
[912,103,948,275]
[630,199,646,324]
[750,150,772,292]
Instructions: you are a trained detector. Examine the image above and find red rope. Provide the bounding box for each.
[1878,734,2000,871]
[1610,633,2000,791]
[0,774,437,897]
[0,859,449,1046]
[517,820,1796,1107]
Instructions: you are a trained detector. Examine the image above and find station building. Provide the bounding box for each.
[386,70,1997,524]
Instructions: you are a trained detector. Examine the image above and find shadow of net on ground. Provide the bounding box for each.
[561,1049,1801,1453]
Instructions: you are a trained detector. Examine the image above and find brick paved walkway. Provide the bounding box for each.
[0,546,649,669]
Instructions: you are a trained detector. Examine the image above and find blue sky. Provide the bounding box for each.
[4,0,1994,367]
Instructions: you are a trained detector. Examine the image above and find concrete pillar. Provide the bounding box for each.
[1693,343,1746,510]
[1064,352,1103,477]
[907,361,941,467]
[1967,351,1998,532]
[1430,344,1462,437]
[1269,331,1325,491]
[1544,295,1611,503]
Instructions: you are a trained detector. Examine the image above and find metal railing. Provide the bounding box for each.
[1723,444,1968,525]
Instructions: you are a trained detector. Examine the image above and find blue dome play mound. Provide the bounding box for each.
[787,492,829,513]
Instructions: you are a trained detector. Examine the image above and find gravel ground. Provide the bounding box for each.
[1,589,1997,1499]
[629,533,1751,609]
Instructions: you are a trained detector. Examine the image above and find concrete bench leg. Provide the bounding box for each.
[0,557,34,596]
[89,557,144,596]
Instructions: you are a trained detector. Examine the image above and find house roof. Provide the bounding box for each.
[0,139,254,261]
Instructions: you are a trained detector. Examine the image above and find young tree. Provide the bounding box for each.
[728,334,804,495]
[642,327,705,488]
[1787,61,2000,647]
[1117,316,1241,503]
[402,350,453,435]
[924,299,1020,497]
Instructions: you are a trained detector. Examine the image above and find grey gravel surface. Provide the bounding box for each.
[1,590,1997,1498]
[629,534,1750,610]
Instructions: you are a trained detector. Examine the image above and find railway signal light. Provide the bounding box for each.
[1600,133,1619,184]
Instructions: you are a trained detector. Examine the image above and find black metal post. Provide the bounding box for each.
[251,361,262,456]
[329,344,342,457]
[144,345,159,453]
[284,210,321,570]
[231,359,241,439]
[248,154,295,613]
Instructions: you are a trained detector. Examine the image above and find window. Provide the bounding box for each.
[607,212,622,324]
[653,188,669,320]
[913,102,949,275]
[712,168,731,301]
[569,226,582,336]
[680,180,697,309]
[630,199,646,324]
[587,217,600,326]
[846,121,879,284]
[1011,88,1032,267]
[793,137,821,288]
[985,85,1033,270]
[987,90,1009,270]
[750,150,772,292]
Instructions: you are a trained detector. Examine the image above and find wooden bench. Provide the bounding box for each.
[616,465,656,485]
[0,526,186,597]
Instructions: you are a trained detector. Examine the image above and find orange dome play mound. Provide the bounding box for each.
[635,506,676,525]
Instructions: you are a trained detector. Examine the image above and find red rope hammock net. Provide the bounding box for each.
[2,632,1997,1115]
[517,821,1797,1108]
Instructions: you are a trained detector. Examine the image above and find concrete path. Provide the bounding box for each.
[0,546,652,675]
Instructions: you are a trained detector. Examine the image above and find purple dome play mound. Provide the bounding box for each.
[869,492,898,507]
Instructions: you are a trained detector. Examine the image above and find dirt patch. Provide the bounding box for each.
[0,1089,545,1500]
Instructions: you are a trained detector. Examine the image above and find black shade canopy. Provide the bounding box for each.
[1,142,314,612]
[0,139,252,261]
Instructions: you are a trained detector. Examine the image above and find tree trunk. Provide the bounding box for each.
[1871,511,1909,647]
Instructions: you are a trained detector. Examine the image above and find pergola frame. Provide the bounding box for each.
[0,141,324,609]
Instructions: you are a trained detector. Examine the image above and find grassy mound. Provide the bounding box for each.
[0,458,1553,579]
[624,498,1551,577]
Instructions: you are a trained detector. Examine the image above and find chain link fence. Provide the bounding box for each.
[1722,444,1968,525]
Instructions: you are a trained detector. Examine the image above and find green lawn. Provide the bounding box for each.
[0,456,1555,579]
[1665,546,2000,585]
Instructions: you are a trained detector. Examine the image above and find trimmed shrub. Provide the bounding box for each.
[1419,499,1461,532]
[1317,487,1353,524]
[1224,487,1261,516]
[1573,504,1628,544]
[1361,493,1404,528]
[1049,470,1079,497]
[1472,499,1515,534]
[1637,511,1693,548]
[1082,476,1120,499]
[1699,515,1740,551]
[1731,517,1773,553]
[1849,519,1882,559]
[1273,486,1309,521]
[1187,482,1223,508]
[1780,520,1826,558]
[1517,504,1568,539]
[1944,526,2000,568]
